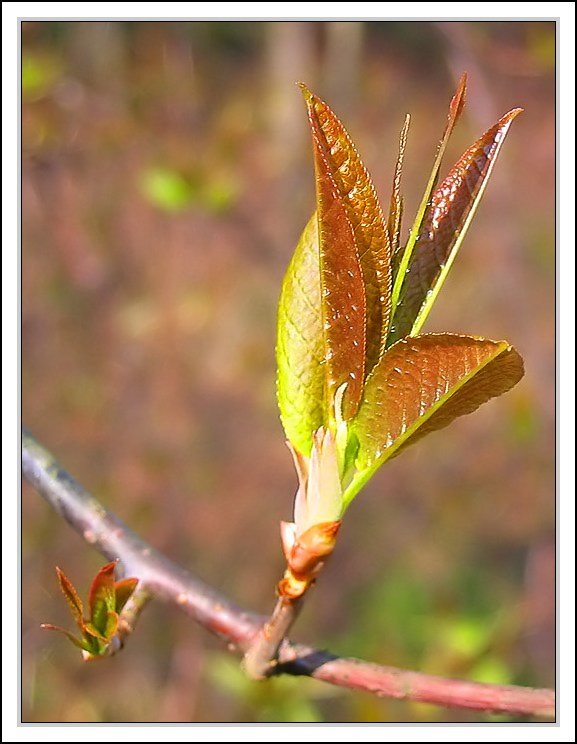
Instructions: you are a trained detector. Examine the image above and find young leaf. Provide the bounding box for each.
[40,623,92,652]
[390,74,467,306]
[42,561,138,660]
[389,114,411,264]
[276,213,325,456]
[55,566,84,626]
[115,577,139,613]
[88,561,118,633]
[313,134,367,421]
[84,613,119,643]
[387,108,523,346]
[344,334,524,506]
[300,84,392,387]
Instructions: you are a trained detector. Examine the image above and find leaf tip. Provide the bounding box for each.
[296,81,313,102]
[450,73,468,121]
[505,107,524,122]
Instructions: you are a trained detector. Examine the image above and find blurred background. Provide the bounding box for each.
[21,20,555,723]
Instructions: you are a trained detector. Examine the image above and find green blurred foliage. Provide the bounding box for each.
[139,165,238,214]
[22,20,555,723]
[207,654,332,722]
[139,166,196,212]
[22,53,61,100]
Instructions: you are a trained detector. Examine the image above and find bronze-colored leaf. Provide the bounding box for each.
[315,145,367,420]
[390,74,467,318]
[88,561,117,621]
[55,567,84,626]
[389,114,410,268]
[344,334,524,505]
[300,84,391,391]
[387,108,523,345]
[115,577,139,613]
[40,623,90,651]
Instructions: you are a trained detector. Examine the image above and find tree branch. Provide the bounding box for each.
[243,595,304,679]
[22,428,555,719]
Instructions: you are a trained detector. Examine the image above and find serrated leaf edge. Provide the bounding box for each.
[342,336,516,507]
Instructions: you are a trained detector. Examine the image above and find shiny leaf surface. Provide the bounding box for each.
[300,84,391,387]
[387,108,523,345]
[344,334,524,505]
[390,74,467,308]
[276,214,325,456]
[389,114,411,267]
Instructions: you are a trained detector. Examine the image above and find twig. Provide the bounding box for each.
[109,586,152,656]
[22,428,555,719]
[22,428,258,648]
[243,595,303,679]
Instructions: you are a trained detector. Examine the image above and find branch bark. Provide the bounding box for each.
[22,428,555,720]
[243,595,304,679]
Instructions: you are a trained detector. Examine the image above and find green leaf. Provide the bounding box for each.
[40,623,91,652]
[276,213,325,456]
[387,107,523,345]
[390,74,467,311]
[84,611,119,643]
[88,561,119,637]
[277,77,524,520]
[344,334,524,506]
[115,577,139,613]
[43,561,138,660]
[299,85,392,394]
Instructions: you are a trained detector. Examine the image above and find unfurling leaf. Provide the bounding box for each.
[55,566,84,626]
[389,114,411,265]
[276,75,524,578]
[87,559,124,640]
[276,214,324,456]
[387,107,523,346]
[344,334,524,505]
[390,73,467,301]
[299,84,392,414]
[41,561,138,660]
[115,578,140,613]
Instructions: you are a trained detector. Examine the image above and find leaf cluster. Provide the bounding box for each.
[277,75,524,510]
[41,561,138,660]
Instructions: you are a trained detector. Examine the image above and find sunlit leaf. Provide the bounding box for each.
[277,76,524,537]
[300,84,392,390]
[314,152,366,420]
[387,107,523,345]
[276,214,325,456]
[344,334,524,505]
[390,74,467,310]
[389,114,411,265]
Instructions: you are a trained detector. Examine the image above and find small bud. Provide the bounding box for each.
[287,520,341,579]
[280,426,345,597]
[278,520,341,598]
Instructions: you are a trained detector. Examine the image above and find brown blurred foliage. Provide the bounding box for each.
[22,20,555,723]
